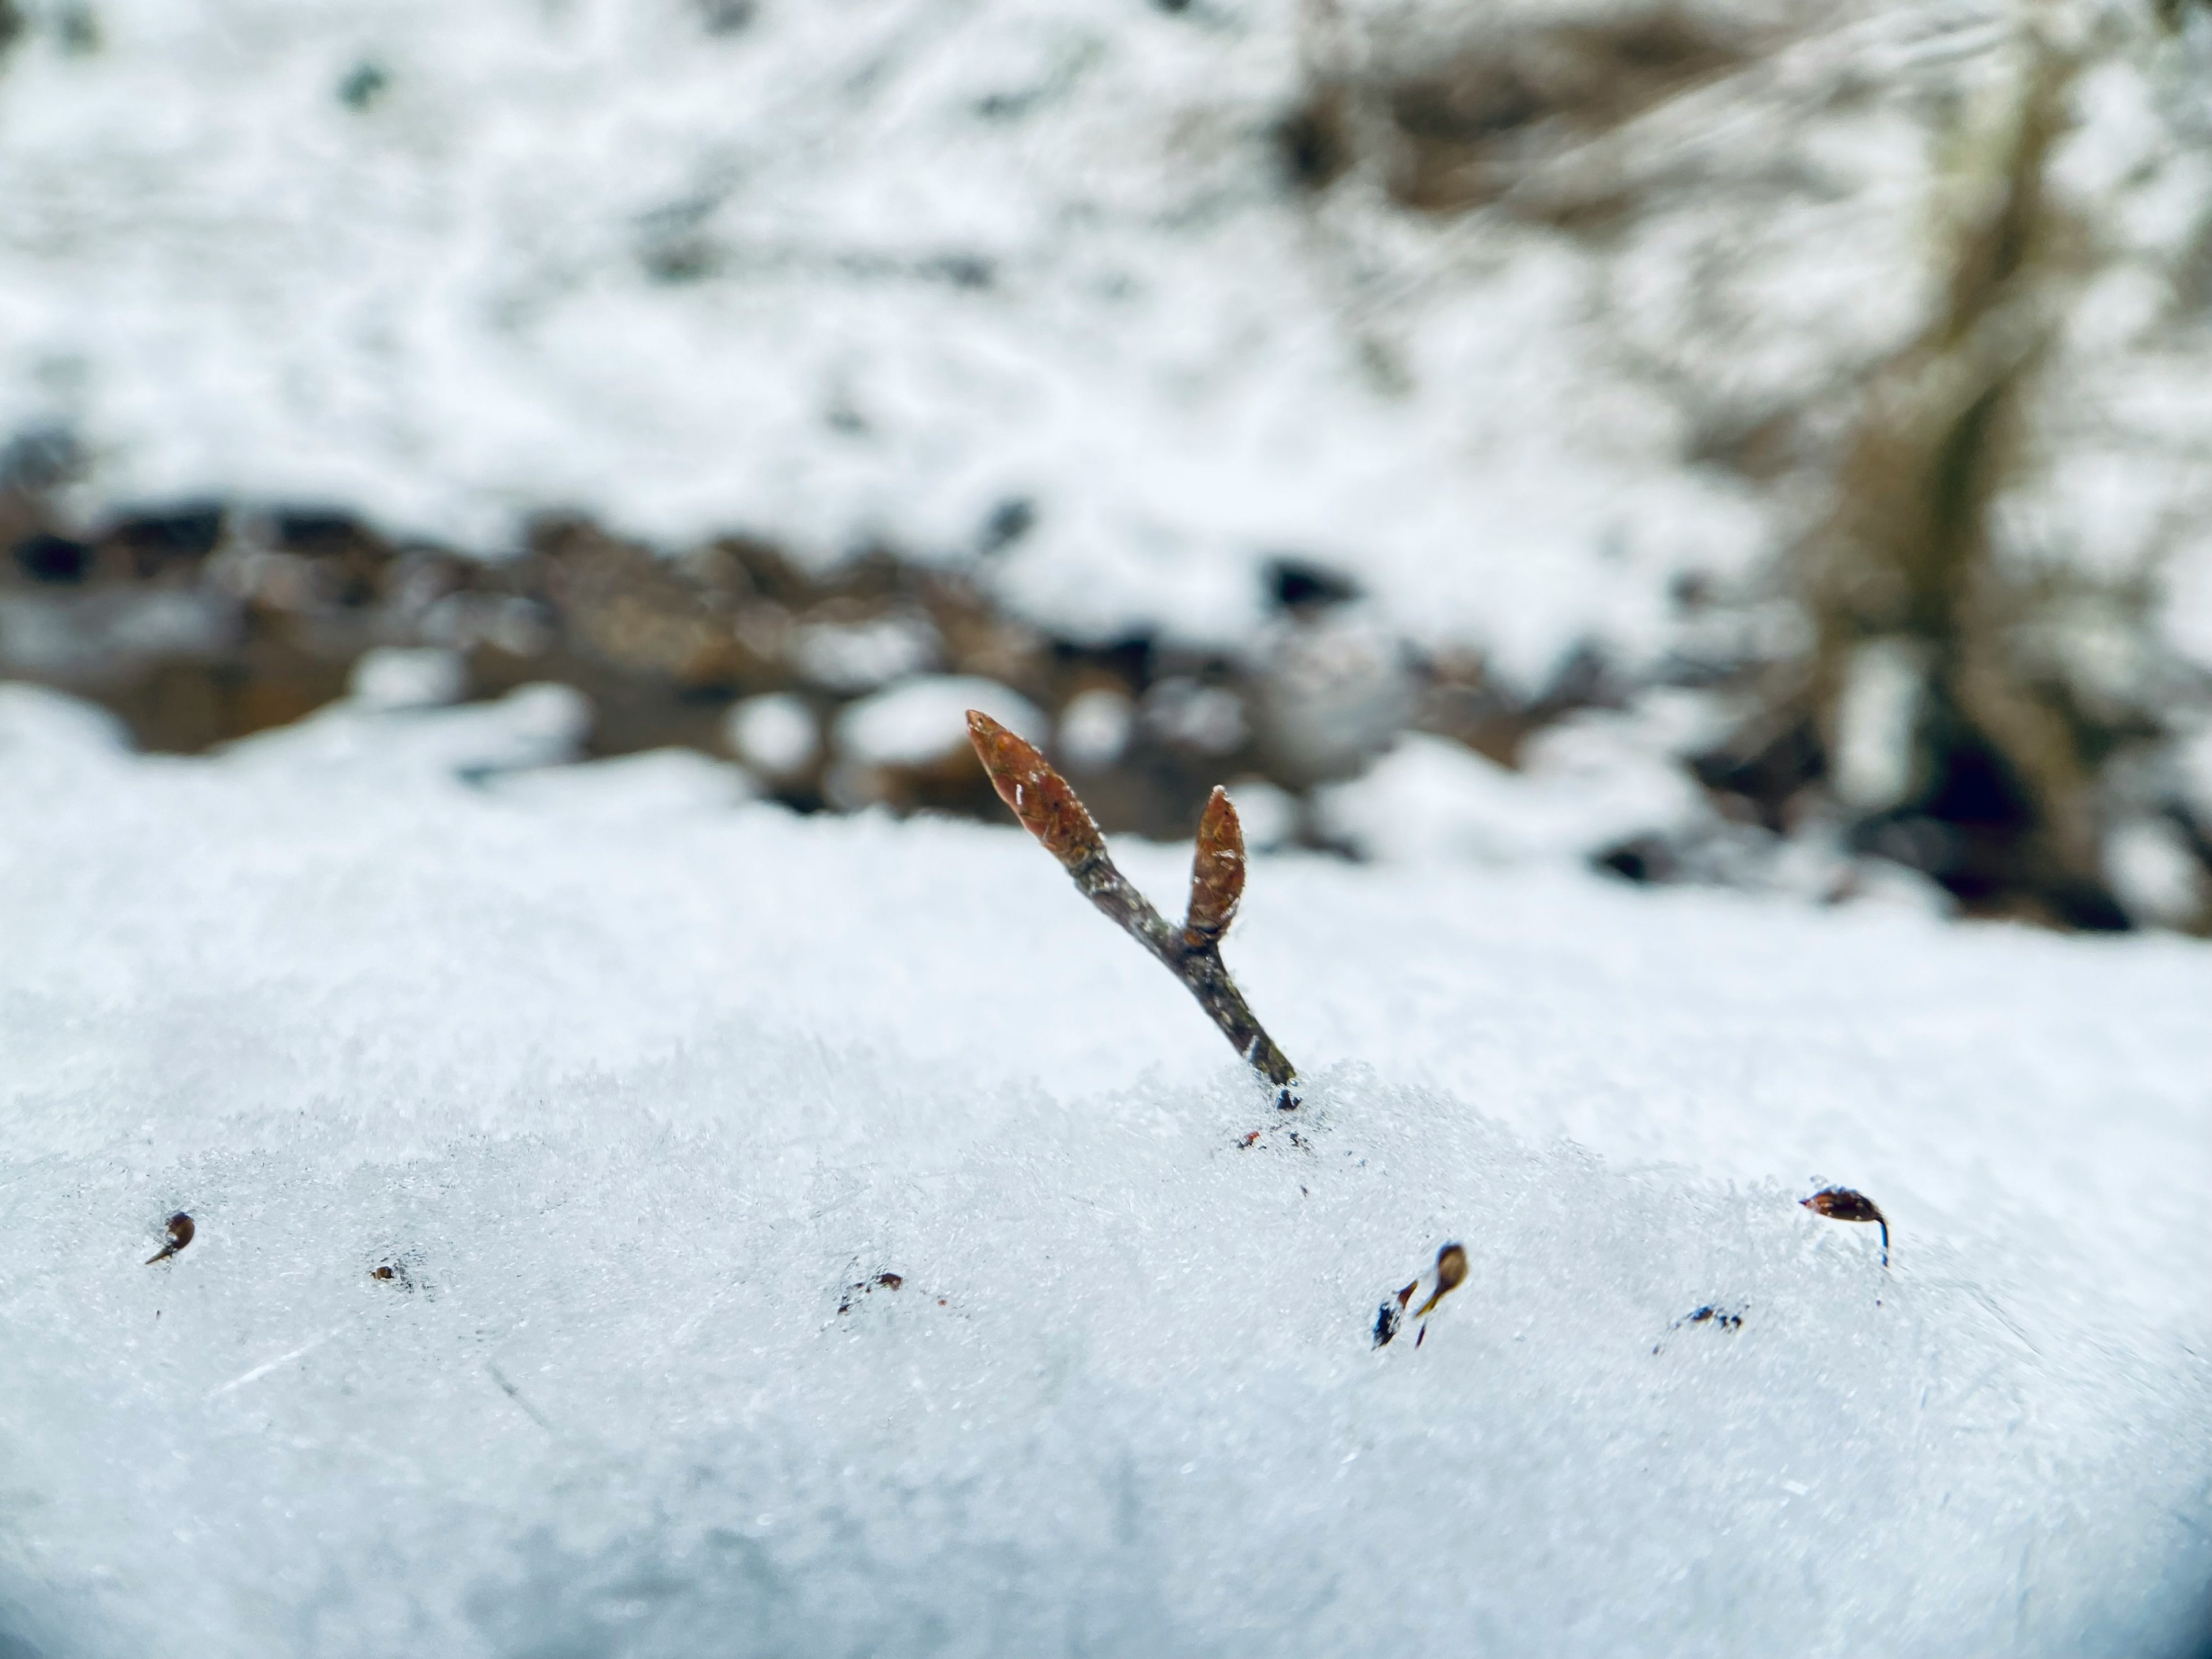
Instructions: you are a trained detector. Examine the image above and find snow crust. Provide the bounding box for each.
[2,685,2208,1656]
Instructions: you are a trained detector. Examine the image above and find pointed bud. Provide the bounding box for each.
[1183,787,1246,949]
[1801,1187,1880,1225]
[967,710,1104,873]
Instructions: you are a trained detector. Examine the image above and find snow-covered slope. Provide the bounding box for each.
[0,0,1988,685]
[12,0,2212,688]
[2,686,2206,1655]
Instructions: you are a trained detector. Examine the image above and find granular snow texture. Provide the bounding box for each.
[1,686,2209,1657]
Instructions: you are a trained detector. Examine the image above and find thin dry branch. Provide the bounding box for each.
[967,711,1299,1103]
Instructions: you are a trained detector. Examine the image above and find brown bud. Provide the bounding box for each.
[1183,786,1246,949]
[1412,1242,1468,1318]
[967,711,1104,873]
[146,1212,194,1265]
[1802,1186,1890,1266]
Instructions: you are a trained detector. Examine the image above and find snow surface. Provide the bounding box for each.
[2,683,2209,1656]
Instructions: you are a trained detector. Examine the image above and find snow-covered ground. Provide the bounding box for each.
[14,0,2210,695]
[0,0,1747,681]
[3,684,2207,1655]
[5,0,2212,1646]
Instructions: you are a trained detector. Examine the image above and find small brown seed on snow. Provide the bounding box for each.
[145,1213,194,1266]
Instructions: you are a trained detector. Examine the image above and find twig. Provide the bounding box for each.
[967,711,1300,1105]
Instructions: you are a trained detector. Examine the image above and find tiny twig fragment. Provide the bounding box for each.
[145,1212,194,1265]
[1372,1278,1421,1349]
[1412,1242,1468,1318]
[967,711,1298,1098]
[1653,1302,1745,1353]
[1802,1186,1889,1266]
[836,1270,909,1314]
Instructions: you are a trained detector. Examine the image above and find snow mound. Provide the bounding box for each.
[1,700,2208,1654]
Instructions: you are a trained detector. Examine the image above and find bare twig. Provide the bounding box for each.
[967,711,1299,1104]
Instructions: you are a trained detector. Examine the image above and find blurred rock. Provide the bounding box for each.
[790,609,941,694]
[484,749,755,819]
[725,692,822,784]
[1141,677,1247,757]
[834,675,1042,768]
[349,647,467,713]
[1248,606,1418,789]
[224,683,593,783]
[1054,686,1135,772]
[2104,816,2206,930]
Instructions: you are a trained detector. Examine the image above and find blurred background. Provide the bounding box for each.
[2,0,2210,930]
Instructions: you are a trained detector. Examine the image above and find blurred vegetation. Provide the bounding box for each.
[1797,41,2129,926]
